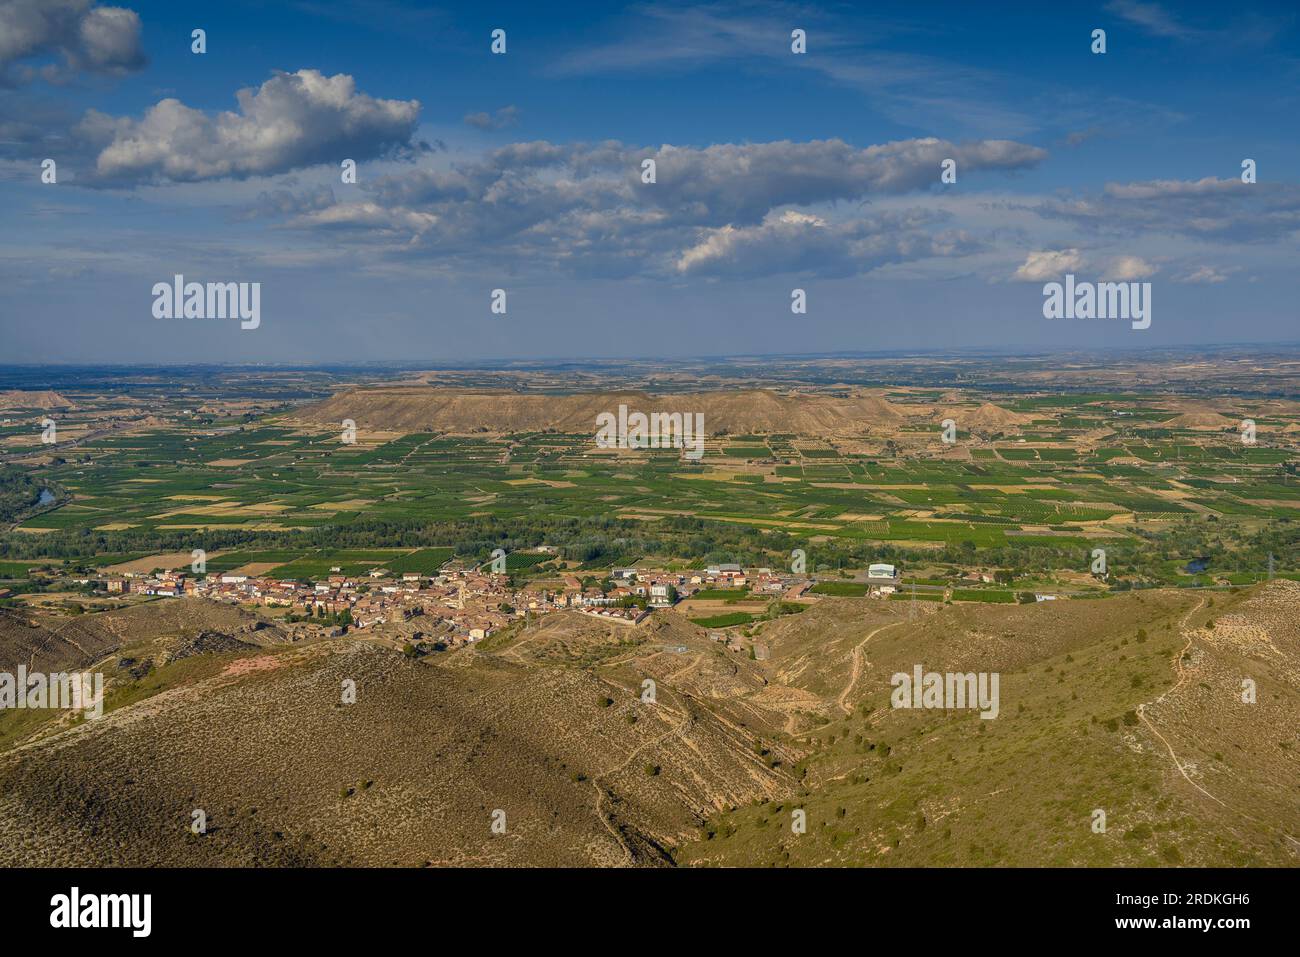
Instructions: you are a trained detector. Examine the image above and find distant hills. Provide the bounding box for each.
[0,390,71,412]
[293,386,973,435]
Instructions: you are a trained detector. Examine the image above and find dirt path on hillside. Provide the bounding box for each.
[1136,596,1300,851]
[1135,598,1227,808]
[836,621,906,716]
[588,690,693,865]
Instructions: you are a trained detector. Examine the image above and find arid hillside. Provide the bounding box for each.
[0,609,792,866]
[0,601,284,675]
[0,586,1295,867]
[0,390,72,411]
[680,583,1300,867]
[294,386,910,434]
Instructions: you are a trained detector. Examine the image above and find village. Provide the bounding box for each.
[78,559,899,649]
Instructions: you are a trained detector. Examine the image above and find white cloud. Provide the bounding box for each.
[1012,249,1084,282]
[1104,177,1239,199]
[85,69,421,184]
[639,137,1045,225]
[0,0,144,83]
[1177,265,1234,283]
[275,135,1041,278]
[1105,255,1157,280]
[674,208,978,278]
[289,201,437,236]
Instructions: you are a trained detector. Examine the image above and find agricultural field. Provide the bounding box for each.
[0,359,1296,590]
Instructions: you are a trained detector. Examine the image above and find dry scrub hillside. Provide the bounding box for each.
[3,588,1295,867]
[0,391,71,411]
[295,387,909,435]
[1138,582,1300,856]
[932,402,1036,430]
[677,584,1300,867]
[0,600,287,674]
[0,608,121,675]
[0,612,792,866]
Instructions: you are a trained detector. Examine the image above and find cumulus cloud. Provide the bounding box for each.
[1105,255,1157,280]
[289,201,438,236]
[1013,249,1084,282]
[82,69,421,185]
[250,135,1042,279]
[463,105,520,130]
[0,0,145,83]
[641,137,1045,225]
[674,209,979,278]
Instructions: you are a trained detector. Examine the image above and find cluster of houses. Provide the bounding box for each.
[102,567,541,642]
[92,564,674,642]
[83,558,903,644]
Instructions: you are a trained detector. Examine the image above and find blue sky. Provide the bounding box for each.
[1,0,1297,362]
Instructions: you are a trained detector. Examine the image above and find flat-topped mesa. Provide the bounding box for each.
[295,387,909,435]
